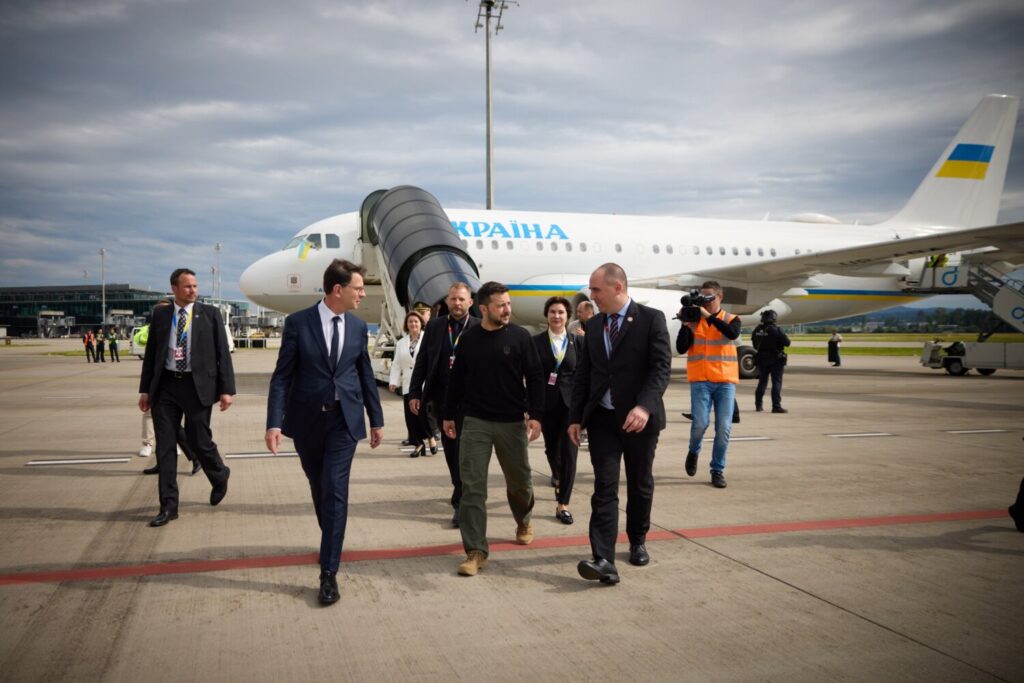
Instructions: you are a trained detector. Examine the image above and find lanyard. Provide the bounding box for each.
[549,331,568,370]
[176,306,194,343]
[448,319,466,350]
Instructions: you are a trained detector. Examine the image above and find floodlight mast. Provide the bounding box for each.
[473,0,515,210]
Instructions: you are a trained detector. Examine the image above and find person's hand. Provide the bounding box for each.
[526,419,541,442]
[370,428,383,449]
[219,394,233,412]
[443,420,456,439]
[409,398,420,415]
[623,406,650,433]
[138,394,150,412]
[699,306,712,320]
[265,428,282,454]
[568,423,581,447]
[572,327,585,336]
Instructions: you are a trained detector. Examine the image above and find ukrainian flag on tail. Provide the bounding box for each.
[936,143,994,180]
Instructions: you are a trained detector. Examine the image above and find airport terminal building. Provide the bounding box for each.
[0,284,249,338]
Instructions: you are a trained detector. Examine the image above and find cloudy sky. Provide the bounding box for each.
[2,0,1023,303]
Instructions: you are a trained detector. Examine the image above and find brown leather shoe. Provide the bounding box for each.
[515,522,534,545]
[457,550,488,576]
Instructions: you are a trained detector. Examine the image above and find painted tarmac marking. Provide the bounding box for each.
[706,436,772,442]
[826,432,895,438]
[26,458,131,466]
[944,429,1009,434]
[0,508,1006,586]
[224,452,298,459]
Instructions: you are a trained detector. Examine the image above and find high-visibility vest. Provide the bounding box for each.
[686,310,739,384]
[134,324,150,347]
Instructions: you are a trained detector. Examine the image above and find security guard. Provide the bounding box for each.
[751,309,790,413]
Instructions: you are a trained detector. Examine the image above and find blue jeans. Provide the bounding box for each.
[688,381,735,473]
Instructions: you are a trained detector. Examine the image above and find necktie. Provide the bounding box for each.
[176,308,188,372]
[330,316,340,372]
[607,313,620,344]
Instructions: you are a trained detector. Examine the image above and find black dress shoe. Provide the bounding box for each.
[577,558,620,585]
[685,451,698,477]
[1010,504,1024,533]
[681,412,693,421]
[400,439,413,446]
[555,508,574,525]
[755,404,764,412]
[451,506,460,528]
[711,471,727,489]
[210,468,230,506]
[149,509,178,527]
[191,460,202,475]
[318,570,340,605]
[772,406,788,414]
[410,444,424,458]
[143,465,159,475]
[629,544,650,566]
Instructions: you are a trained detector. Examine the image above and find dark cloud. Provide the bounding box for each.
[1,0,1023,299]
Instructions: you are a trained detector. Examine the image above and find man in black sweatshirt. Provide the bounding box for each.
[444,281,545,577]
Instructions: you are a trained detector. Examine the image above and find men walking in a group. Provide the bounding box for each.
[569,263,671,585]
[266,259,383,606]
[676,280,741,489]
[408,282,479,527]
[443,281,544,577]
[138,268,235,527]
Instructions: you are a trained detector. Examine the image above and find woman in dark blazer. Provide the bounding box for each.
[533,296,579,524]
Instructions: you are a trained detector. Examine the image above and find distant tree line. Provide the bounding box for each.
[802,307,1008,333]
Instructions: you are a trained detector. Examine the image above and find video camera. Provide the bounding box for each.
[677,289,716,323]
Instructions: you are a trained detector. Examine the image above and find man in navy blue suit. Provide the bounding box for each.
[265,259,384,606]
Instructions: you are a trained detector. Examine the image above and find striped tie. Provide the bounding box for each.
[607,313,620,343]
[175,308,188,372]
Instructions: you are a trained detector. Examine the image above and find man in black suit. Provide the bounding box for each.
[138,268,235,528]
[266,259,383,606]
[408,282,478,527]
[569,263,672,585]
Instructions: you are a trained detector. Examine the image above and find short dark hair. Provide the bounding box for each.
[543,296,571,317]
[701,280,723,296]
[403,311,424,333]
[596,262,628,289]
[170,268,196,286]
[323,259,366,294]
[448,282,472,297]
[476,281,510,307]
[576,300,594,314]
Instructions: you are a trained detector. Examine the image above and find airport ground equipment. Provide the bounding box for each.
[357,186,482,382]
[920,340,1024,376]
[905,259,1024,337]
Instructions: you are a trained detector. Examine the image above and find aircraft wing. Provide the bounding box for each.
[637,221,1024,287]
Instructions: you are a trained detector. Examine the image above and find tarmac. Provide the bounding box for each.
[0,339,1022,682]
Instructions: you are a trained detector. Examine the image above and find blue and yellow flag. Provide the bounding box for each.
[297,239,311,261]
[936,143,994,180]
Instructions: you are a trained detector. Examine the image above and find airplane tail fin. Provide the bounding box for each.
[883,94,1018,230]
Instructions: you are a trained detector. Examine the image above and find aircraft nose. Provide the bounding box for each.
[239,254,277,307]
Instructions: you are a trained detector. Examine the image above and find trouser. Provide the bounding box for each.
[110,346,120,362]
[142,409,195,461]
[586,407,658,562]
[541,400,578,505]
[293,411,356,574]
[151,372,230,512]
[689,381,736,473]
[402,394,430,443]
[431,401,462,508]
[754,360,785,408]
[85,344,95,362]
[458,416,535,557]
[97,345,105,362]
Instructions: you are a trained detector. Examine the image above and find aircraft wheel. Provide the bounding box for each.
[976,368,996,376]
[944,358,968,376]
[738,346,759,380]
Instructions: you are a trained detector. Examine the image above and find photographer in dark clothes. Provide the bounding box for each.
[751,309,791,414]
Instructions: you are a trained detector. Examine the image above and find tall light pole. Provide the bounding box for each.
[474,0,514,210]
[214,241,222,303]
[98,248,107,327]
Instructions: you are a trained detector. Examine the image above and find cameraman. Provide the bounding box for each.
[751,310,790,413]
[675,280,740,489]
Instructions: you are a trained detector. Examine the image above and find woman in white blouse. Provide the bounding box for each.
[389,311,436,457]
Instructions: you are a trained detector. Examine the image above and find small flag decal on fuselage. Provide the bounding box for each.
[936,143,994,180]
[297,239,311,261]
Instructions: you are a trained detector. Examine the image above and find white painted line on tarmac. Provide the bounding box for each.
[27,457,130,466]
[225,452,298,459]
[943,429,1009,434]
[42,396,92,399]
[826,432,895,438]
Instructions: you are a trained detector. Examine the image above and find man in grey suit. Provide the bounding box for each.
[265,259,384,606]
[139,268,235,528]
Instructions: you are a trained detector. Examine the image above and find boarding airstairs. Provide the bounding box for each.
[905,259,1024,337]
[356,186,481,382]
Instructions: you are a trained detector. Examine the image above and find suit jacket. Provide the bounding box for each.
[139,301,236,406]
[388,334,423,395]
[532,329,579,411]
[407,314,479,405]
[266,303,383,440]
[569,300,671,434]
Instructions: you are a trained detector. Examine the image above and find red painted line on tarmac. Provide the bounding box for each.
[0,509,1007,586]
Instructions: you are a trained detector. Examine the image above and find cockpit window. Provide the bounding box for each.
[283,236,304,251]
[325,234,340,249]
[305,234,322,249]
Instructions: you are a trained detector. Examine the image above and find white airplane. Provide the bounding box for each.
[241,94,1024,365]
